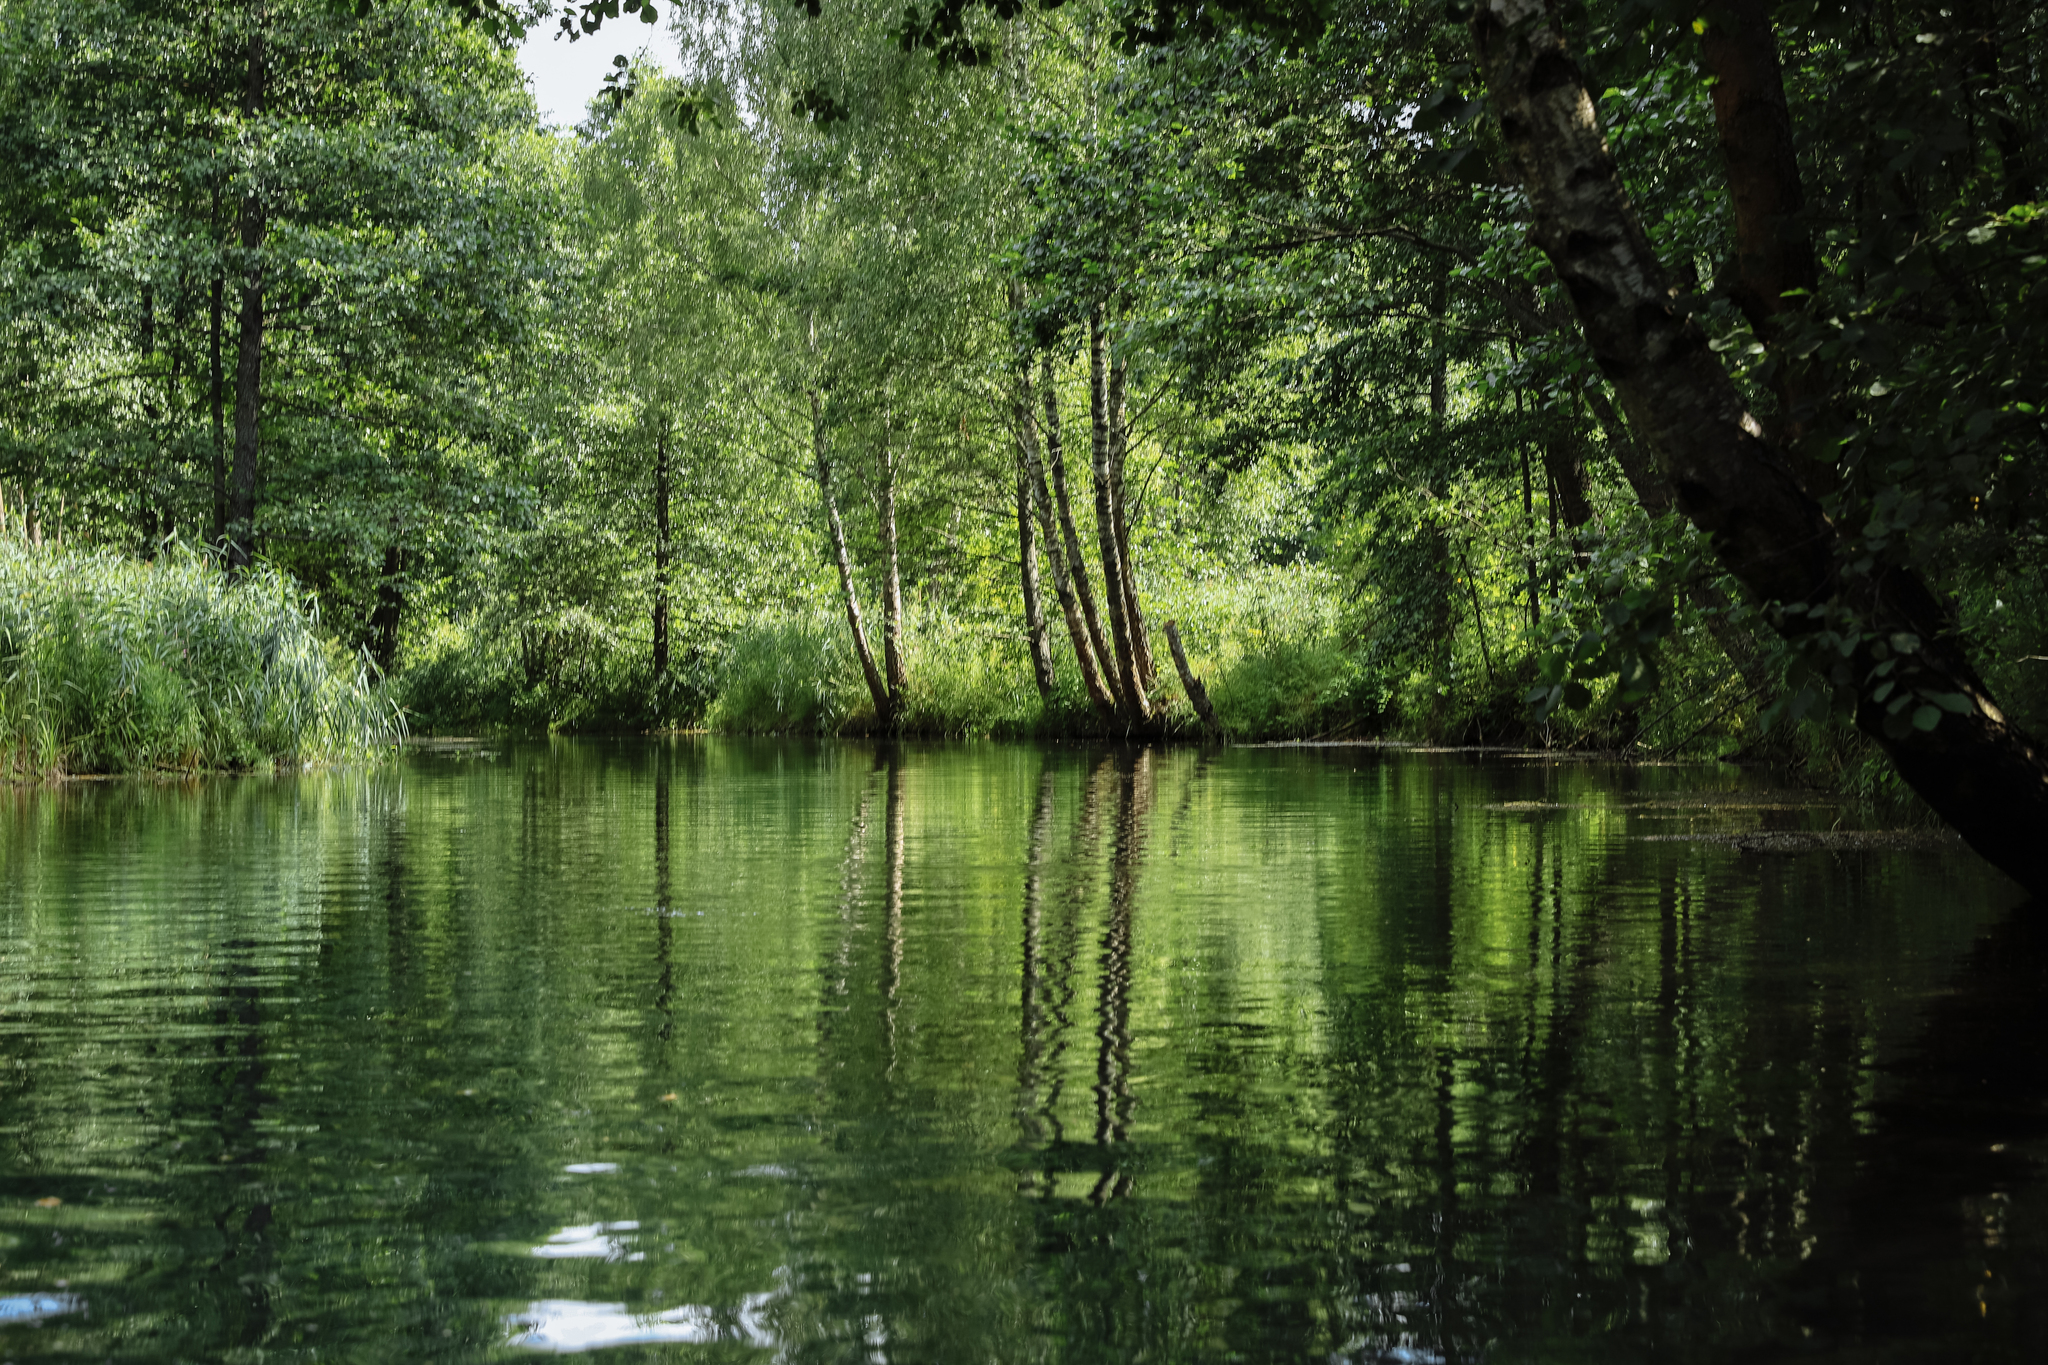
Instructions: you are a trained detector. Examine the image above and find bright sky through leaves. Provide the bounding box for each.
[516,22,679,126]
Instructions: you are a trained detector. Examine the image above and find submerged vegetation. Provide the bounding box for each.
[0,542,401,776]
[1,0,2044,875]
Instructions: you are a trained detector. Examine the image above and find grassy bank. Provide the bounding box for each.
[688,567,1391,741]
[0,540,402,776]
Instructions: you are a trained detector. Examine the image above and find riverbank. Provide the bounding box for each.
[392,597,1909,797]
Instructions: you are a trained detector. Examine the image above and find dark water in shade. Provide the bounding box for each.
[0,739,2042,1363]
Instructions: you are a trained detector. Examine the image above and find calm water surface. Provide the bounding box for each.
[0,739,2041,1362]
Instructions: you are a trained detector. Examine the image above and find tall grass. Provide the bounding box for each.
[1154,565,1388,739]
[0,539,402,776]
[702,612,863,735]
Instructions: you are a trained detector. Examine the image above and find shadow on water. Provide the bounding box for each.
[1782,898,2048,1360]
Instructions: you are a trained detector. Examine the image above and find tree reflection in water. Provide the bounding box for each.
[0,738,2035,1362]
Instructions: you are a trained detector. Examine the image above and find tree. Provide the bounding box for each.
[0,0,555,652]
[1465,0,2047,895]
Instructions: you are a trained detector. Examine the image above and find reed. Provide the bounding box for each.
[0,539,403,776]
[703,612,864,735]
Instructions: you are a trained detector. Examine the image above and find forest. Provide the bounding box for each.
[0,0,2043,874]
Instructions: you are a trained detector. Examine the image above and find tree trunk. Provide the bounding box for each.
[370,541,404,674]
[1697,0,1828,469]
[1422,281,1456,688]
[1964,0,2035,207]
[1164,620,1219,734]
[876,409,906,711]
[1517,391,1539,628]
[812,387,892,729]
[1043,355,1122,710]
[1471,0,2048,896]
[1012,363,1057,699]
[225,30,265,573]
[1088,309,1148,724]
[1581,383,1670,514]
[653,423,671,679]
[1541,421,1595,530]
[1106,348,1154,689]
[209,258,226,546]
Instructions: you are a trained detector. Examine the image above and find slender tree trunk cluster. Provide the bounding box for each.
[809,287,1168,735]
[1470,0,2048,896]
[1005,299,1160,730]
[876,407,907,706]
[1019,352,1118,714]
[1087,309,1149,725]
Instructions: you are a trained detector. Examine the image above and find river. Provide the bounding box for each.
[0,738,2038,1361]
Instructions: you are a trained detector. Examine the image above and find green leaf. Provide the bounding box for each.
[1911,704,1942,732]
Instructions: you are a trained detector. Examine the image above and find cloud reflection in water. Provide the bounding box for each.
[529,1220,643,1262]
[0,1293,81,1324]
[505,1294,775,1352]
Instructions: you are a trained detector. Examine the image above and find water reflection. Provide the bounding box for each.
[1786,905,2048,1356]
[0,1292,81,1324]
[506,1292,775,1351]
[531,1221,643,1262]
[0,740,2035,1361]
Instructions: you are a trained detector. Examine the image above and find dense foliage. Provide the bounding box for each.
[1,0,2042,806]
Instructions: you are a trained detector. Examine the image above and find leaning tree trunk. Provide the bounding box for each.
[1586,381,1775,705]
[1088,310,1148,725]
[1012,364,1058,699]
[1106,348,1155,690]
[1043,356,1122,711]
[1026,376,1116,715]
[812,387,892,729]
[1471,0,2048,896]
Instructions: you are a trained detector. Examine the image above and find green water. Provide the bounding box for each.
[0,739,2040,1362]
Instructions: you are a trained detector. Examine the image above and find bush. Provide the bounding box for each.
[395,611,711,735]
[0,539,401,775]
